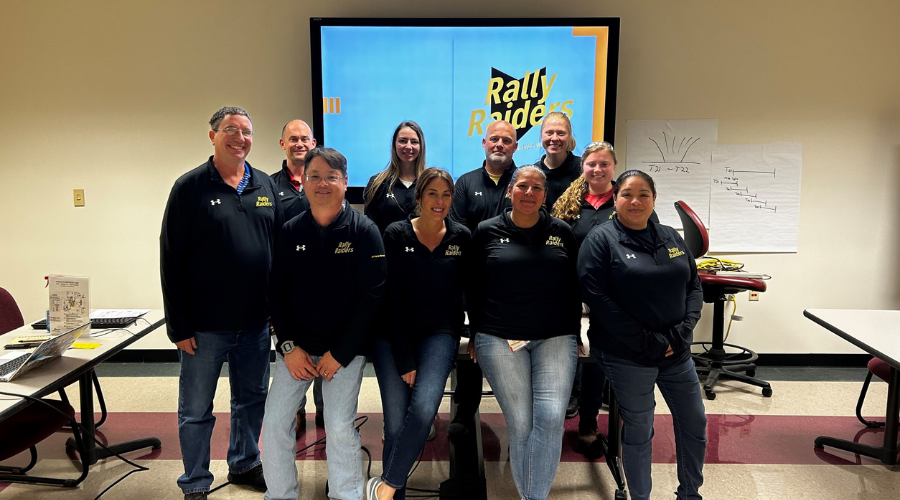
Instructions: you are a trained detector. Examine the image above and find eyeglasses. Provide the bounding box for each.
[306,174,344,185]
[218,126,253,137]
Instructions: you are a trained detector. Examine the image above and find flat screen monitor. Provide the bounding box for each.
[310,18,620,201]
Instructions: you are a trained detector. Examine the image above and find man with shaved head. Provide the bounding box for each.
[272,120,316,221]
[270,120,324,436]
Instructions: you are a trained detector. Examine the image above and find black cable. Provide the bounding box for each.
[0,390,149,500]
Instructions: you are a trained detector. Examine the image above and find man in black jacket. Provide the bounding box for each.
[262,147,386,500]
[270,119,324,435]
[271,119,315,222]
[160,106,282,500]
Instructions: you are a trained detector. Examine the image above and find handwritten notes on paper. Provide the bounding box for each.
[710,143,802,252]
[626,120,802,253]
[626,120,717,230]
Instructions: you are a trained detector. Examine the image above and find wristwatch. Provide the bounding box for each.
[281,340,295,355]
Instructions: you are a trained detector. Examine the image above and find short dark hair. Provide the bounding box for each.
[614,170,657,196]
[304,147,348,178]
[209,106,251,131]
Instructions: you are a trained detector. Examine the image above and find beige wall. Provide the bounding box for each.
[2,1,899,352]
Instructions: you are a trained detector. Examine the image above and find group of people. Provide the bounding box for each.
[160,106,708,500]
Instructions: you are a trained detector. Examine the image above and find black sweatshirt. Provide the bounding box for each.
[449,162,516,234]
[269,203,386,367]
[534,152,582,210]
[467,208,582,341]
[383,217,471,374]
[364,175,418,236]
[577,217,703,366]
[270,160,310,222]
[160,157,284,342]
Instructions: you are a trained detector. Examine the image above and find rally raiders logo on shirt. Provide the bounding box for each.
[335,241,353,254]
[445,245,462,256]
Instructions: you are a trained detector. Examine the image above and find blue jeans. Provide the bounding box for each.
[373,334,459,499]
[594,349,707,500]
[262,353,366,500]
[475,333,577,500]
[177,325,271,494]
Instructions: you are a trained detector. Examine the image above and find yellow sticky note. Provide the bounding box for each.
[72,342,102,349]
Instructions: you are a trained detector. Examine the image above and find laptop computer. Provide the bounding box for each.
[0,323,90,382]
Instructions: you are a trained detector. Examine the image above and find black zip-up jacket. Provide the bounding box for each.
[450,162,516,234]
[160,157,284,343]
[364,175,418,236]
[269,203,386,367]
[577,217,703,366]
[271,160,309,222]
[468,208,581,341]
[383,217,471,374]
[568,183,659,246]
[534,152,581,210]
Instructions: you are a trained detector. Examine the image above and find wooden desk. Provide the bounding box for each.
[0,310,166,480]
[804,309,900,465]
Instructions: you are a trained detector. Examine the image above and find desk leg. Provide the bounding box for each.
[815,366,899,465]
[439,364,487,500]
[65,368,161,466]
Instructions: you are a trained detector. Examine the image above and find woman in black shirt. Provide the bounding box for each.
[363,121,426,235]
[367,168,471,500]
[468,165,581,500]
[577,170,706,500]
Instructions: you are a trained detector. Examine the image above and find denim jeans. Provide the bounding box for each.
[372,334,459,500]
[475,333,577,500]
[177,325,271,494]
[593,349,707,500]
[262,353,366,500]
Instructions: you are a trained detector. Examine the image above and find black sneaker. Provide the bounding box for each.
[184,494,208,500]
[576,415,599,454]
[228,464,267,492]
[566,396,579,419]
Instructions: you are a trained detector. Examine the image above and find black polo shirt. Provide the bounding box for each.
[383,217,471,374]
[534,152,582,211]
[449,162,517,234]
[364,175,418,236]
[270,160,310,222]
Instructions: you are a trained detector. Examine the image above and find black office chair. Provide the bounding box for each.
[674,201,773,400]
[0,398,90,487]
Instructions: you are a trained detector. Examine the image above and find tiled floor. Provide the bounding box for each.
[1,364,897,499]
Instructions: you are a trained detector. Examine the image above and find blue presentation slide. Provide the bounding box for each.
[320,26,599,186]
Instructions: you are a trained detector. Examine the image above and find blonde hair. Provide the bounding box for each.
[541,111,576,152]
[551,141,617,223]
[364,121,427,207]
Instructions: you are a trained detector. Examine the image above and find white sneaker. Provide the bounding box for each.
[365,476,383,500]
[426,423,436,441]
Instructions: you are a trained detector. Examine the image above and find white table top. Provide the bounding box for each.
[804,309,900,370]
[0,310,165,420]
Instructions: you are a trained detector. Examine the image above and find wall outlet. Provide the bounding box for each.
[74,189,85,207]
[749,291,760,301]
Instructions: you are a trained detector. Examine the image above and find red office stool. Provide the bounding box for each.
[674,201,773,400]
[857,357,894,428]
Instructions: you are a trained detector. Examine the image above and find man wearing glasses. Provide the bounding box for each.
[262,147,386,500]
[161,106,283,500]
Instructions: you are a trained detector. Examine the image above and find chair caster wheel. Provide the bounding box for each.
[615,489,627,500]
[705,390,716,400]
[762,387,773,397]
[747,370,756,377]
